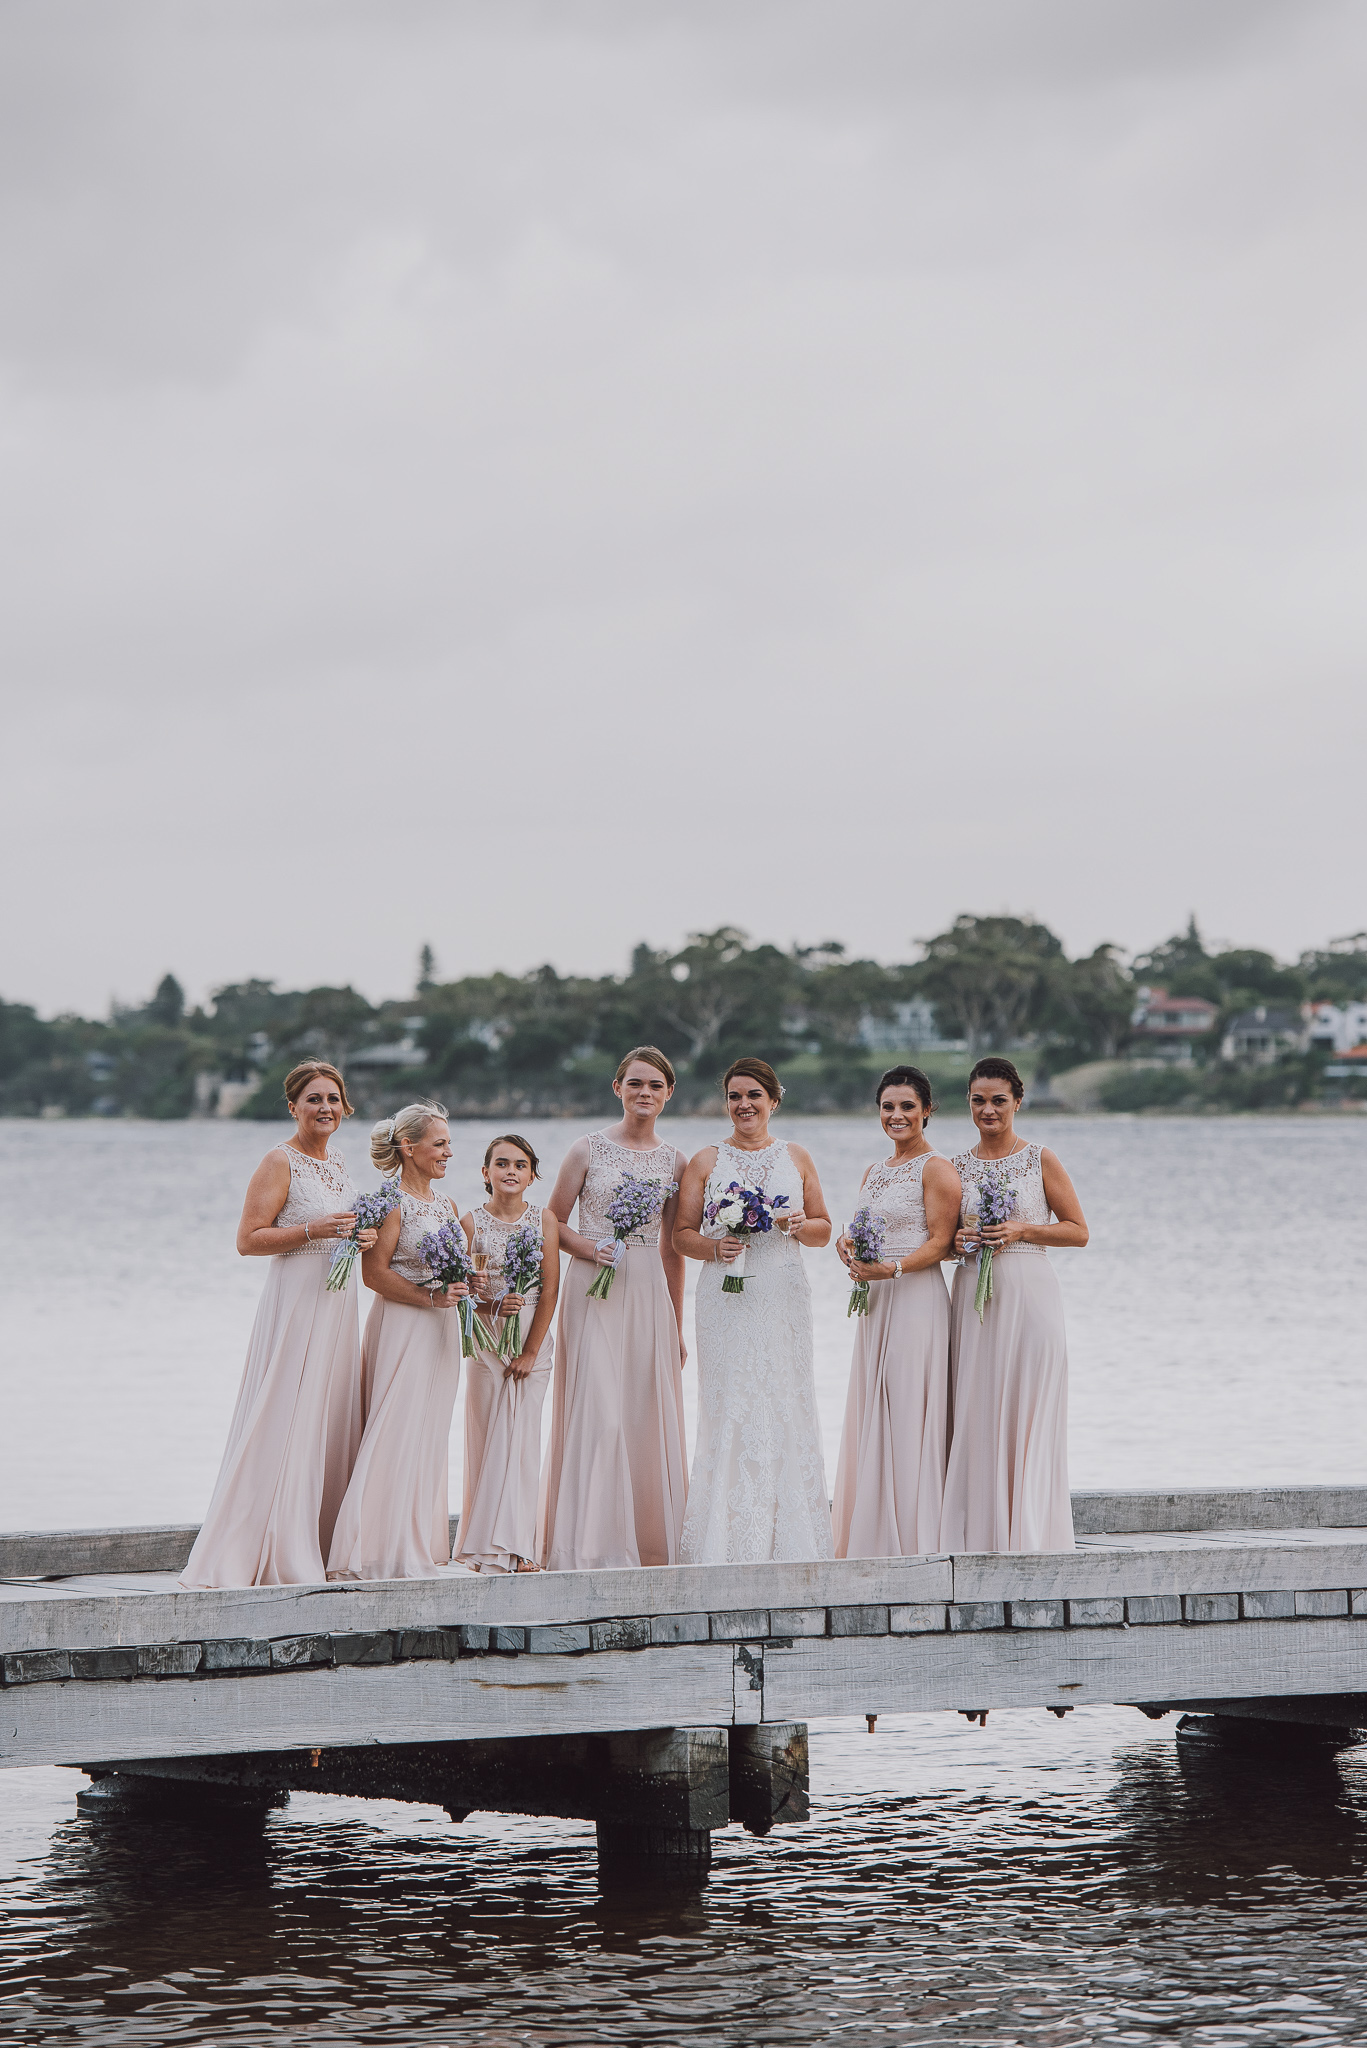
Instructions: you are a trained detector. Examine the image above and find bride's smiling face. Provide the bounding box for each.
[726,1078,774,1139]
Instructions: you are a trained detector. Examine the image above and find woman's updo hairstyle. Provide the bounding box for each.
[369,1100,449,1174]
[482,1132,541,1191]
[284,1061,354,1117]
[615,1045,676,1088]
[967,1057,1025,1103]
[876,1065,936,1121]
[721,1056,783,1104]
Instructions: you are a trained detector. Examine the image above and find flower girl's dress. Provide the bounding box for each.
[183,1145,364,1588]
[455,1201,553,1573]
[680,1138,833,1564]
[832,1152,950,1559]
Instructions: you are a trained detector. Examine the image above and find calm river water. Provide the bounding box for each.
[2,1113,1366,2045]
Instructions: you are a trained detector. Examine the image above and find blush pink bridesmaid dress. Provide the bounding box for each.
[455,1201,553,1574]
[832,1152,950,1559]
[940,1141,1075,1554]
[326,1187,464,1581]
[538,1132,688,1570]
[182,1145,365,1588]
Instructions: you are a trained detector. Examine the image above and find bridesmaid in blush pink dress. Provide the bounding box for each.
[455,1133,560,1574]
[940,1057,1089,1555]
[539,1047,689,1570]
[832,1066,962,1559]
[183,1062,378,1589]
[326,1102,471,1582]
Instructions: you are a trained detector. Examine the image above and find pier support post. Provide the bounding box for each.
[727,1722,809,1837]
[592,1726,730,1875]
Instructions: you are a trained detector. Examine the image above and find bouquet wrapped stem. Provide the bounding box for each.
[587,1172,678,1302]
[327,1180,402,1293]
[846,1207,888,1317]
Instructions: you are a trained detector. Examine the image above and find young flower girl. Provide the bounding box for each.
[454,1134,560,1574]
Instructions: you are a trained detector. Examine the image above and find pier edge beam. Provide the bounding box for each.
[76,1769,287,1824]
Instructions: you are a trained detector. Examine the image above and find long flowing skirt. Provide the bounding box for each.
[538,1246,687,1570]
[940,1254,1074,1553]
[456,1328,554,1572]
[681,1236,833,1564]
[832,1265,950,1559]
[326,1297,463,1581]
[182,1252,363,1589]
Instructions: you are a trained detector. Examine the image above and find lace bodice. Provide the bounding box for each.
[858,1152,935,1257]
[578,1133,678,1246]
[703,1139,806,1259]
[472,1202,543,1298]
[954,1142,1050,1256]
[273,1146,358,1258]
[391,1188,460,1285]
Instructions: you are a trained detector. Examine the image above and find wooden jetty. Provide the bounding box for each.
[6,1485,1367,1873]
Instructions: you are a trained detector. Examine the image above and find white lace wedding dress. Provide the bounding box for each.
[680,1138,833,1563]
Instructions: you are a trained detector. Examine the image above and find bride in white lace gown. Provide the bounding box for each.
[674,1058,834,1563]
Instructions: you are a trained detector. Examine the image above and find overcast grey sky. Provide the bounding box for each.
[2,0,1364,1016]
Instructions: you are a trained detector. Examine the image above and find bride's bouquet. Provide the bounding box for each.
[967,1169,1016,1322]
[418,1217,493,1358]
[587,1172,678,1301]
[498,1221,543,1360]
[845,1207,887,1318]
[704,1180,789,1294]
[326,1179,402,1292]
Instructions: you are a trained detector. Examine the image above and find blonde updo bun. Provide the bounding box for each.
[369,1100,449,1174]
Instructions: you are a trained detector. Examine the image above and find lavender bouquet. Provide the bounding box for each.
[418,1216,491,1358]
[845,1207,888,1318]
[587,1172,678,1301]
[704,1180,789,1294]
[498,1220,543,1360]
[968,1169,1016,1322]
[326,1179,402,1292]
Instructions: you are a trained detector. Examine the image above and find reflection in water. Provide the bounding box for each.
[6,1709,1367,2043]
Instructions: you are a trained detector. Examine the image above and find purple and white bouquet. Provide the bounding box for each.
[704,1180,789,1294]
[418,1216,490,1358]
[498,1221,544,1360]
[587,1172,679,1301]
[967,1169,1016,1322]
[326,1179,402,1292]
[845,1207,888,1318]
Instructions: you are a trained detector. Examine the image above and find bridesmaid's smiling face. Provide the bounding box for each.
[879,1087,926,1147]
[404,1116,452,1180]
[486,1144,533,1200]
[291,1077,345,1143]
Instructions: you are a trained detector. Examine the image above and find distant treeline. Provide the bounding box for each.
[2,915,1365,1120]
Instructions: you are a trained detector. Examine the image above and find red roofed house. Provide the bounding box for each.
[1129,986,1220,1063]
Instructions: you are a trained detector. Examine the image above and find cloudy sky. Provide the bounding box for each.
[2,0,1364,1016]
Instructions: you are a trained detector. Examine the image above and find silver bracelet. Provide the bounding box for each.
[304,1220,312,1242]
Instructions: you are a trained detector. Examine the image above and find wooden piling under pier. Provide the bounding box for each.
[6,1488,1367,1866]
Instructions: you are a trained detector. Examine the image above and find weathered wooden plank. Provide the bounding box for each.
[0,1527,201,1579]
[0,1645,738,1771]
[760,1621,1367,1720]
[1071,1487,1367,1536]
[0,1556,952,1656]
[951,1540,1367,1603]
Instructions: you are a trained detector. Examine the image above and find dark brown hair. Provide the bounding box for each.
[876,1065,936,1120]
[722,1057,782,1104]
[968,1057,1024,1103]
[284,1061,354,1116]
[615,1045,676,1088]
[482,1132,541,1190]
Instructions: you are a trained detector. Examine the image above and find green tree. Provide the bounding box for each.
[911,915,1063,1054]
[146,974,185,1027]
[1042,944,1134,1065]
